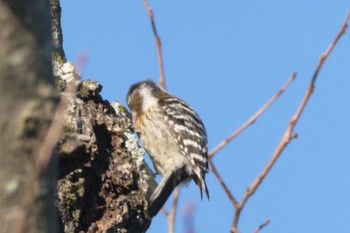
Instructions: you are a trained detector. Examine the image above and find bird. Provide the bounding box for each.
[126,80,209,217]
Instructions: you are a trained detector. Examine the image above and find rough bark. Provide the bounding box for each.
[0,0,58,233]
[54,74,155,233]
[51,1,156,232]
[0,0,156,231]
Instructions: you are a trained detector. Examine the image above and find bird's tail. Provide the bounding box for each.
[148,170,187,217]
[193,170,210,200]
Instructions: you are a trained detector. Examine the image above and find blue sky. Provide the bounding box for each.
[61,1,350,232]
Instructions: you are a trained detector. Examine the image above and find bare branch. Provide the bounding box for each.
[167,188,180,233]
[209,72,296,233]
[37,84,78,171]
[253,219,270,233]
[142,3,176,230]
[209,73,296,159]
[230,9,350,232]
[209,160,239,207]
[311,10,350,84]
[143,0,166,88]
[161,207,169,217]
[75,51,89,76]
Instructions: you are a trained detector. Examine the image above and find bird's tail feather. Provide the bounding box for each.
[193,171,210,200]
[148,170,187,217]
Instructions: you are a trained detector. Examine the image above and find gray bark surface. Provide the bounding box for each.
[0,0,58,232]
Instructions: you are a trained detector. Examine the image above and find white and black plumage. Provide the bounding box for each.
[127,80,209,217]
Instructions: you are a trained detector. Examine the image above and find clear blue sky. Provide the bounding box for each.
[61,1,350,232]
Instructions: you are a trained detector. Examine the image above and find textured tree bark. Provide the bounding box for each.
[54,76,156,233]
[0,0,58,233]
[50,1,156,232]
[0,0,156,232]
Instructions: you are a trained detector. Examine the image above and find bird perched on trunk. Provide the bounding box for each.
[127,80,209,217]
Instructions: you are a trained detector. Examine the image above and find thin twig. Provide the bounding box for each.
[75,51,89,76]
[36,55,84,174]
[161,207,169,216]
[143,0,166,88]
[184,202,197,233]
[37,85,78,170]
[209,73,296,159]
[15,62,81,233]
[311,11,350,84]
[209,72,296,233]
[209,160,239,207]
[142,3,175,228]
[167,188,180,233]
[231,9,350,233]
[253,219,270,233]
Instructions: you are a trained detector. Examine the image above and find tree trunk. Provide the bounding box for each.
[50,1,156,232]
[0,0,58,233]
[0,0,156,232]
